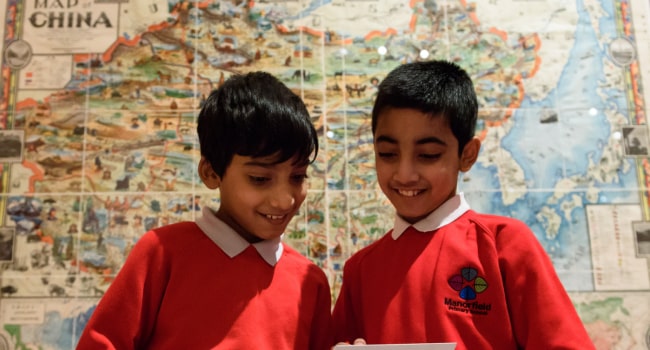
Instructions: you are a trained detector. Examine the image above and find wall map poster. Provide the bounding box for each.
[0,0,649,348]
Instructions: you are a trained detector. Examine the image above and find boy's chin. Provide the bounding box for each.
[397,211,430,224]
[247,230,285,242]
[236,229,282,243]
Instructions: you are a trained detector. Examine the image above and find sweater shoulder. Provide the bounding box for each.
[463,211,542,254]
[133,221,203,254]
[146,221,202,241]
[342,232,393,269]
[281,244,330,283]
[464,210,532,235]
[150,221,199,236]
[466,210,527,226]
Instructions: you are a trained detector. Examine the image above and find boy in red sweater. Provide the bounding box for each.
[332,60,595,349]
[77,72,333,349]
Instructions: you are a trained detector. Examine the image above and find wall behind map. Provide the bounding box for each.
[0,0,649,349]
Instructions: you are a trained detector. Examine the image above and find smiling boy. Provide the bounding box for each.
[77,72,333,349]
[332,60,594,349]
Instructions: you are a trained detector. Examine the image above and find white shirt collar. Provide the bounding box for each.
[195,206,283,266]
[391,193,471,239]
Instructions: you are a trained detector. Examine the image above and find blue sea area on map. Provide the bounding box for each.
[598,0,615,33]
[16,311,76,349]
[292,0,332,20]
[464,0,641,291]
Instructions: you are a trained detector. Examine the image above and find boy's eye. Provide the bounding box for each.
[249,176,269,184]
[377,152,397,159]
[291,174,309,183]
[419,153,441,160]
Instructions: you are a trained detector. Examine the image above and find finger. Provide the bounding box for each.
[353,338,367,345]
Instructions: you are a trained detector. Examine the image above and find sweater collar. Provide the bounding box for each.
[195,206,283,266]
[391,193,470,239]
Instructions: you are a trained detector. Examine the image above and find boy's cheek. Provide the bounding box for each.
[295,191,308,206]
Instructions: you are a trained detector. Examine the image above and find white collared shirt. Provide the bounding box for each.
[391,193,471,239]
[195,206,284,266]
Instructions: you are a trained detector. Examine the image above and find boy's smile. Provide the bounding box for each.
[199,154,309,243]
[373,107,479,224]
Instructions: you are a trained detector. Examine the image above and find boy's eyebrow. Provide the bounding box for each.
[375,135,447,145]
[375,135,397,144]
[416,136,446,145]
[243,159,276,167]
[243,158,310,168]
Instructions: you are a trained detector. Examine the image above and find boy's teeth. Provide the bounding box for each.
[398,190,419,197]
[266,214,284,220]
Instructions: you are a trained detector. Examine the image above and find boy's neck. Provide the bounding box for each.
[215,210,264,243]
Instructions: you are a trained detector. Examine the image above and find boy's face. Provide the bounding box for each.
[199,154,309,242]
[373,107,479,224]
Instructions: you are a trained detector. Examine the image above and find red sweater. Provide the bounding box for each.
[333,210,594,350]
[77,222,333,349]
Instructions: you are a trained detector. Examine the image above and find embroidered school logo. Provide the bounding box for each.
[445,267,491,315]
[448,266,488,300]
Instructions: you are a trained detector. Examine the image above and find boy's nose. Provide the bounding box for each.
[394,160,419,183]
[269,187,296,210]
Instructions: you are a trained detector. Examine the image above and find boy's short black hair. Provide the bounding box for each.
[197,71,318,177]
[371,60,478,154]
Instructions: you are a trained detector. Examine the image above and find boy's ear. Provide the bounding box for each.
[198,157,220,189]
[459,137,481,172]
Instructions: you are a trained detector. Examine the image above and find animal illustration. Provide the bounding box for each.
[292,69,311,81]
[345,84,367,97]
[1,285,17,297]
[115,175,130,191]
